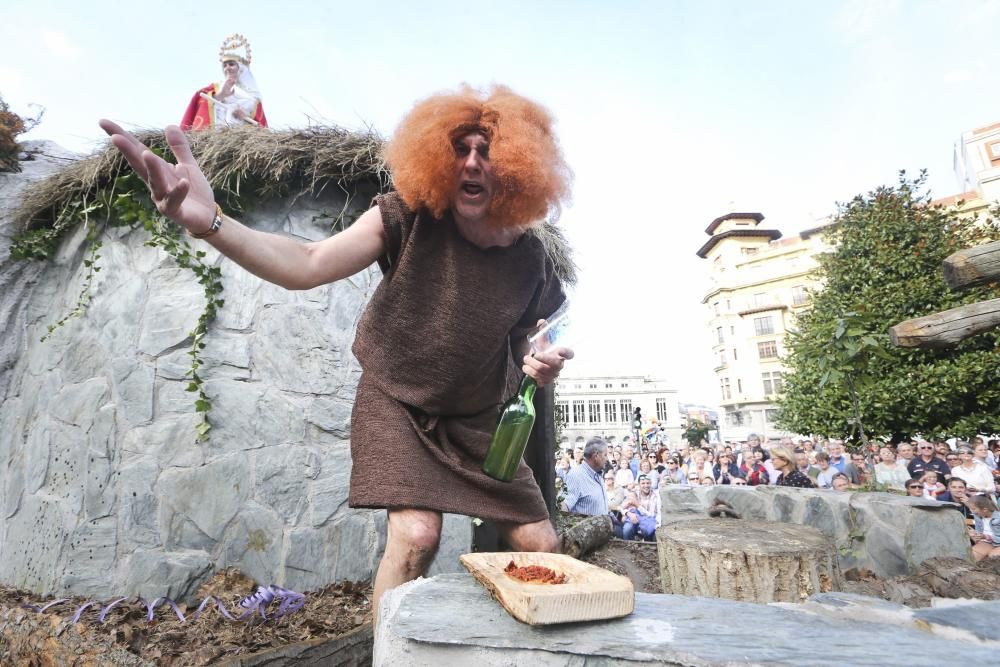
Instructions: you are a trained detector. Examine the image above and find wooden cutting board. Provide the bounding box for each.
[459,552,635,625]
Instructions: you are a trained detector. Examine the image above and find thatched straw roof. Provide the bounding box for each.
[13,125,576,284]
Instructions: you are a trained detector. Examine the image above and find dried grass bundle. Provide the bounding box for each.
[14,125,576,283]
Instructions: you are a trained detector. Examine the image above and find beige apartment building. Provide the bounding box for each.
[696,213,832,443]
[947,120,1000,217]
[697,120,1000,444]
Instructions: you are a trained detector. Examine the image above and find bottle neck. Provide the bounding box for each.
[519,375,537,401]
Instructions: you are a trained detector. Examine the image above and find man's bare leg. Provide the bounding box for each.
[372,508,442,630]
[497,517,560,552]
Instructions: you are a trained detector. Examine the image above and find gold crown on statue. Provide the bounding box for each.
[219,33,252,65]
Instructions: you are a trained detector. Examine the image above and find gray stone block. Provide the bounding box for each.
[49,377,109,431]
[309,444,353,527]
[218,503,285,586]
[137,268,205,356]
[254,444,311,524]
[61,517,118,597]
[914,601,1000,645]
[251,304,346,394]
[111,357,154,426]
[156,455,253,542]
[376,574,1000,665]
[123,549,213,602]
[660,484,970,577]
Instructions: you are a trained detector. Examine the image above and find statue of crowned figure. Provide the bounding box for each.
[181,33,268,130]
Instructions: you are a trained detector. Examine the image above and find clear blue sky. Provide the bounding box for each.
[4,0,1000,405]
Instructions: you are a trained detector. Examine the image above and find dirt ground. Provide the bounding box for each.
[555,510,663,594]
[0,570,372,666]
[580,539,662,593]
[0,515,661,665]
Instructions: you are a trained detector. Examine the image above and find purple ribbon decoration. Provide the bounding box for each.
[21,584,306,625]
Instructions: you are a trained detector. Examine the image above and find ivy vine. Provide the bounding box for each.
[18,164,225,443]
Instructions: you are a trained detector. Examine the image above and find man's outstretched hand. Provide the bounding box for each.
[99,120,216,235]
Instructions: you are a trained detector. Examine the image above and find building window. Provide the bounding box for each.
[726,410,744,426]
[720,378,731,401]
[762,371,784,396]
[572,400,585,424]
[718,349,726,366]
[604,401,618,424]
[605,383,613,389]
[732,348,738,361]
[758,340,779,359]
[741,246,758,256]
[620,400,632,423]
[737,378,743,394]
[588,400,601,424]
[726,300,731,310]
[716,327,724,344]
[656,398,669,422]
[753,293,767,307]
[765,408,780,423]
[792,285,810,306]
[589,383,598,389]
[989,140,1000,164]
[574,384,581,389]
[713,301,720,315]
[555,401,569,426]
[730,325,735,335]
[753,316,774,336]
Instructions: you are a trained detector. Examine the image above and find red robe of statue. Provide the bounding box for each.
[180,84,268,130]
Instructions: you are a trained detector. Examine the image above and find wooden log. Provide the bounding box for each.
[888,298,1000,348]
[559,514,613,559]
[217,624,374,666]
[657,519,841,603]
[943,240,1000,291]
[916,556,1000,600]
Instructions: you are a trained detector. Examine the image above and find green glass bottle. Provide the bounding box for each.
[482,376,537,482]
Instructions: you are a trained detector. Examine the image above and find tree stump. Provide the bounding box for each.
[657,519,841,603]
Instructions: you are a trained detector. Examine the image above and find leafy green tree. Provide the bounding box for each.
[778,172,1000,442]
[682,419,711,448]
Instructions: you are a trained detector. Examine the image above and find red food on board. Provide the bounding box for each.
[503,560,567,584]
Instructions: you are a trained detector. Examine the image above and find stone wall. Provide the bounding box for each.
[0,147,471,601]
[659,485,971,578]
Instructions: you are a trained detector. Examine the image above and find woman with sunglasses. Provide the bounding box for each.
[659,457,688,485]
[905,478,925,498]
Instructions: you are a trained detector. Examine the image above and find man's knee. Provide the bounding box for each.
[387,509,442,568]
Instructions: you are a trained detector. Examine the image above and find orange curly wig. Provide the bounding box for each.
[384,84,572,229]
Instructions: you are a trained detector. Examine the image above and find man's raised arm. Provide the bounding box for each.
[99,120,386,290]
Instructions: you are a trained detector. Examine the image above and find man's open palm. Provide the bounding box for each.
[99,120,215,233]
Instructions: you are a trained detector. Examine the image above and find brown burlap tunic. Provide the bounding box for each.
[348,192,564,524]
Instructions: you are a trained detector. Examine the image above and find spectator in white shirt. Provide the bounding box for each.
[951,445,996,497]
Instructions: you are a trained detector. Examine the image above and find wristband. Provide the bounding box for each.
[188,204,223,239]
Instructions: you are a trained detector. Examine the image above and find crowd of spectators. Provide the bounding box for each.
[558,433,1000,557]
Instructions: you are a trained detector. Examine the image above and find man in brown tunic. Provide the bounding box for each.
[100,84,575,621]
